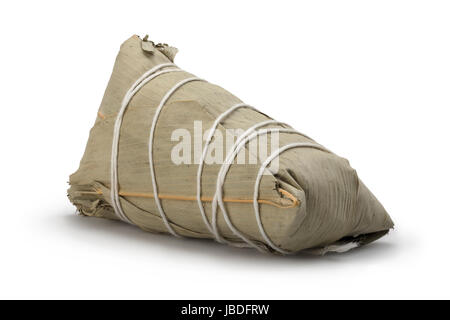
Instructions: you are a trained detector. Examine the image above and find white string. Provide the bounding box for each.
[212,128,301,250]
[212,128,323,253]
[129,63,176,93]
[196,103,256,234]
[110,63,179,224]
[253,142,330,254]
[207,120,289,245]
[148,77,206,237]
[211,125,295,242]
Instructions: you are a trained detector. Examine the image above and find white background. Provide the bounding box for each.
[0,0,449,299]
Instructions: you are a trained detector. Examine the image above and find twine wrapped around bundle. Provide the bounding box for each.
[68,35,394,255]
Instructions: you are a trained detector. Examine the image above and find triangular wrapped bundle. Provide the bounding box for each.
[68,35,394,254]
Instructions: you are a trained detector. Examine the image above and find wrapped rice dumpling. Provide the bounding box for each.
[68,35,394,255]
